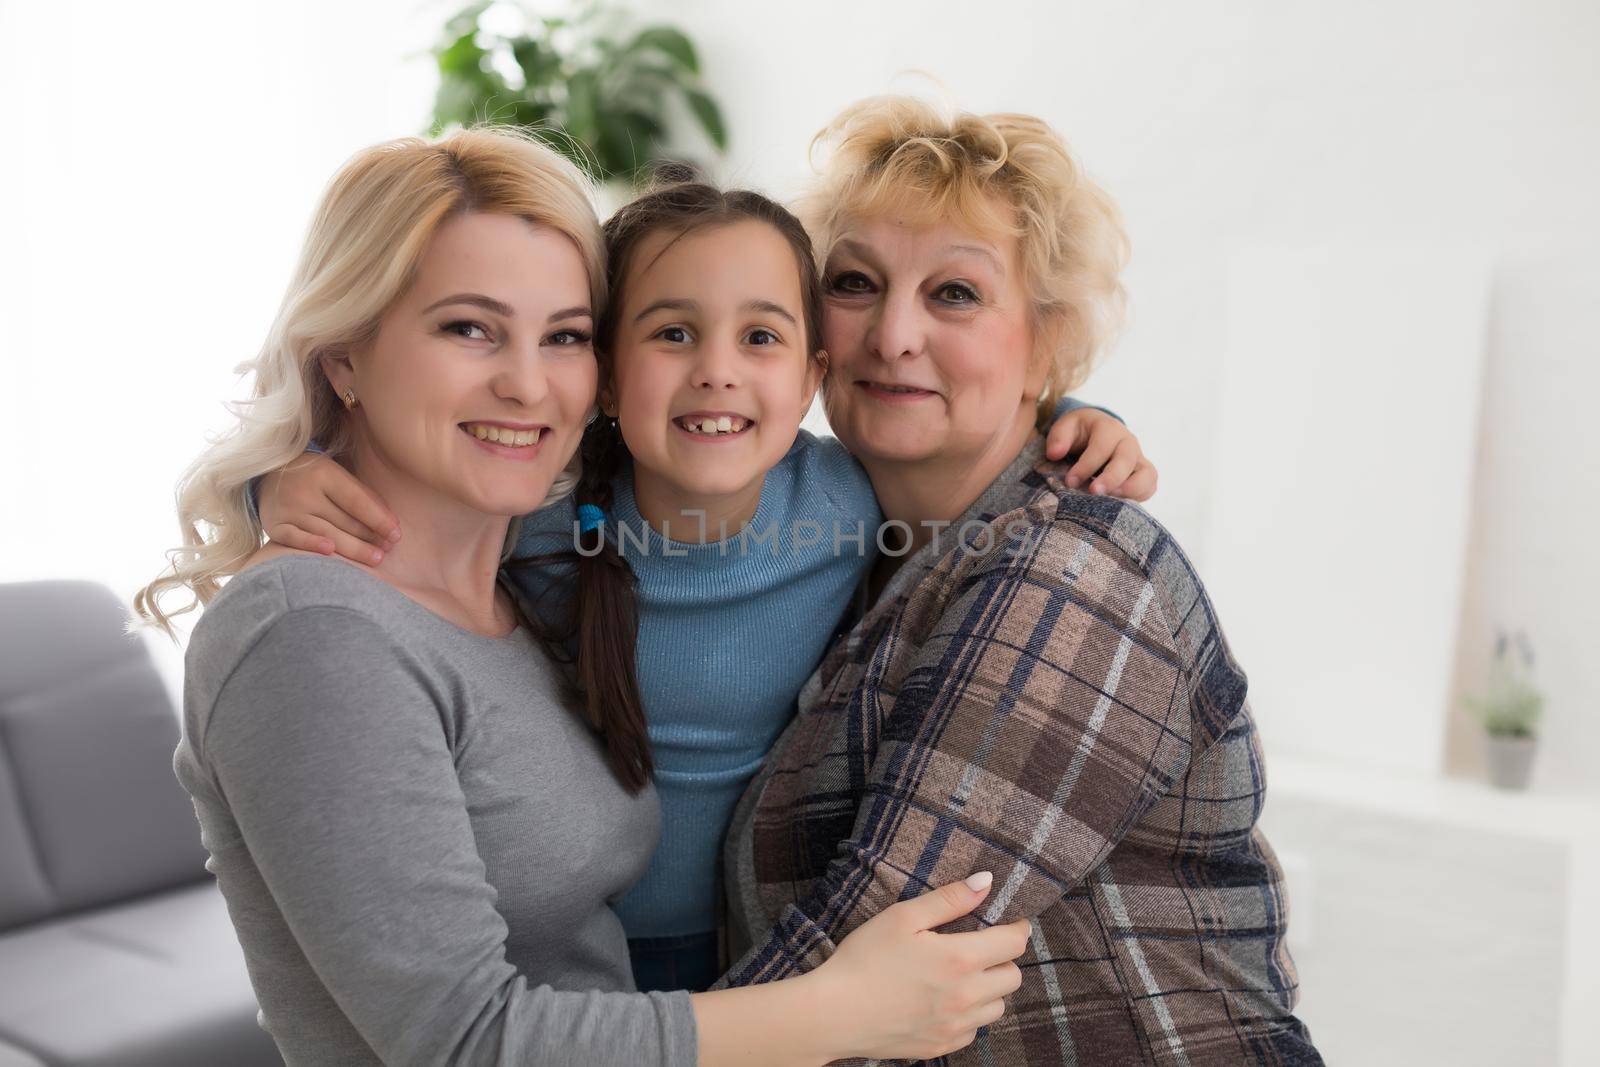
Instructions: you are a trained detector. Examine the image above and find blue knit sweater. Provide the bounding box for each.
[511,431,879,937]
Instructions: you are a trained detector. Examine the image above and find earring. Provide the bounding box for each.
[342,388,358,410]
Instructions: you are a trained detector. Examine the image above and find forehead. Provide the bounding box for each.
[410,212,590,307]
[828,216,1016,276]
[624,219,803,306]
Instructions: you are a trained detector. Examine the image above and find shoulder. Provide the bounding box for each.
[771,429,879,525]
[941,465,1219,675]
[185,556,410,732]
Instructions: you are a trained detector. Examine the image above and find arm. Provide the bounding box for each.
[721,514,1195,985]
[206,608,1026,1066]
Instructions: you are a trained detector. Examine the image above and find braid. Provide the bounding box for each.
[570,414,652,791]
[512,178,826,797]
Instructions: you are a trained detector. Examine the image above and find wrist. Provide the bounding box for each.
[794,962,859,1064]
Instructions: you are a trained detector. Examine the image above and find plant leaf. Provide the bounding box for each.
[441,1,491,41]
[685,87,727,150]
[562,67,602,166]
[436,30,488,78]
[628,26,698,74]
[511,37,562,91]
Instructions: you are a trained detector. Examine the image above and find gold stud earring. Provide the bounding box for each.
[343,388,358,410]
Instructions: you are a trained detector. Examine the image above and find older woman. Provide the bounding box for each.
[718,98,1322,1065]
[136,127,1029,1067]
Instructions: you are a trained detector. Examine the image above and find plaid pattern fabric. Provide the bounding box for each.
[720,438,1320,1065]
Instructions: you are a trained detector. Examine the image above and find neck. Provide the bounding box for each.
[349,440,511,633]
[631,470,765,545]
[861,404,1037,559]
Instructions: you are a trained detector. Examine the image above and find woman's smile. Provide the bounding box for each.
[459,420,551,461]
[854,380,939,403]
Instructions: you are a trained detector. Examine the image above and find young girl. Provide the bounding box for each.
[257,181,1155,993]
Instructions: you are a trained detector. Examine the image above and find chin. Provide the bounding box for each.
[846,424,939,465]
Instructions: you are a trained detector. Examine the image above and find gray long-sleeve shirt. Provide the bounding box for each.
[175,554,697,1066]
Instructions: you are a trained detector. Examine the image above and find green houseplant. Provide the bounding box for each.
[1465,630,1544,789]
[429,1,727,185]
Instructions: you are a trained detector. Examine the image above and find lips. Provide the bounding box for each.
[856,380,938,401]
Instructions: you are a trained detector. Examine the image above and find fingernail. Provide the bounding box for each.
[371,549,384,564]
[387,528,401,544]
[965,871,993,893]
[1065,474,1080,488]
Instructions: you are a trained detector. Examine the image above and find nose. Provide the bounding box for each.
[865,290,924,364]
[690,335,742,390]
[490,338,551,408]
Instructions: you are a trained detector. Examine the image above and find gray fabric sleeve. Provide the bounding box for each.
[198,607,695,1067]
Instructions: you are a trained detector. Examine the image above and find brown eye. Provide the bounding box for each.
[828,271,873,294]
[443,320,491,340]
[936,283,978,304]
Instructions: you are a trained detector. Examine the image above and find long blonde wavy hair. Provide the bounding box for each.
[135,127,603,636]
[801,96,1130,408]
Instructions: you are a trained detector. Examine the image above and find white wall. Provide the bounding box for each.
[1,2,1596,1060]
[0,0,445,685]
[656,0,1600,791]
[1,0,1596,783]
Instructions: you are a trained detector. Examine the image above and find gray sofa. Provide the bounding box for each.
[0,580,281,1067]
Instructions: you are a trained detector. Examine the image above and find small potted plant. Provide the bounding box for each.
[1465,630,1544,790]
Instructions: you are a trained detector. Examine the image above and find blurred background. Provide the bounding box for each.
[0,1,1595,1064]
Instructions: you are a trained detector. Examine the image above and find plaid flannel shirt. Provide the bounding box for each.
[720,437,1320,1065]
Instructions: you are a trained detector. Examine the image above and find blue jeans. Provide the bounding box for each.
[627,931,721,993]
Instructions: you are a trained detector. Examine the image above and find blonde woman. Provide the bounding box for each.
[717,98,1324,1065]
[137,128,1029,1067]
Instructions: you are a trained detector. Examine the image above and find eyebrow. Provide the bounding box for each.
[634,297,698,322]
[422,293,514,317]
[943,244,1005,273]
[421,294,592,323]
[832,238,879,265]
[633,297,797,327]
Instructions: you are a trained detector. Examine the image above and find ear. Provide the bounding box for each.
[319,346,355,399]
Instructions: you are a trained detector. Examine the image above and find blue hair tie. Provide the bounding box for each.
[577,503,608,534]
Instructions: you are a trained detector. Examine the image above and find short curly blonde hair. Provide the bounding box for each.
[802,96,1129,406]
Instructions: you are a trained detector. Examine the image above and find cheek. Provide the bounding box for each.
[553,356,599,416]
[361,345,450,425]
[766,355,814,408]
[947,317,1031,398]
[613,352,672,415]
[821,305,868,362]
